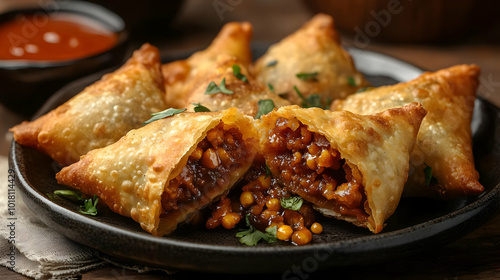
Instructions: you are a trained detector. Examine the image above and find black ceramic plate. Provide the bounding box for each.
[9,47,500,274]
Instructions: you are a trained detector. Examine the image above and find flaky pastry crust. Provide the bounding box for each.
[252,13,369,107]
[259,103,427,233]
[10,43,167,165]
[56,108,259,236]
[332,64,482,199]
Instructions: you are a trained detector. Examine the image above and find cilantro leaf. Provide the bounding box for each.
[204,78,234,95]
[355,87,373,93]
[304,94,323,109]
[192,103,211,112]
[236,214,277,246]
[264,163,272,178]
[268,83,274,92]
[143,108,186,125]
[296,72,318,81]
[232,64,248,83]
[293,86,326,109]
[53,190,99,216]
[281,196,303,211]
[53,190,84,201]
[255,99,275,119]
[237,226,277,246]
[424,163,437,186]
[266,60,278,67]
[347,76,357,87]
[79,195,99,216]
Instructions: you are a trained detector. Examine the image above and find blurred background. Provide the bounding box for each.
[1,0,499,153]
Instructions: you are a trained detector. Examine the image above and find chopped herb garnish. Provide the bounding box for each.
[355,87,373,93]
[79,195,99,216]
[423,163,437,186]
[280,196,303,211]
[293,86,326,109]
[255,99,275,119]
[266,60,278,67]
[232,64,248,83]
[264,163,272,178]
[347,76,357,87]
[192,103,211,112]
[53,190,83,201]
[268,83,275,92]
[204,78,234,95]
[296,72,318,81]
[236,214,277,246]
[143,108,186,125]
[53,190,99,216]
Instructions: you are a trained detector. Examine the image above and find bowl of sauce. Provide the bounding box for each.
[0,1,128,116]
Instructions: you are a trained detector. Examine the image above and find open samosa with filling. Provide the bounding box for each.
[332,64,483,199]
[56,108,259,236]
[10,43,167,165]
[252,13,369,107]
[182,54,290,117]
[259,103,427,233]
[162,22,253,108]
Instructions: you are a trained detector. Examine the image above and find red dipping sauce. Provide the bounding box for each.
[0,13,118,61]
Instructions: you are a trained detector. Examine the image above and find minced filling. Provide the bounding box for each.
[206,159,320,245]
[265,117,369,223]
[161,123,247,215]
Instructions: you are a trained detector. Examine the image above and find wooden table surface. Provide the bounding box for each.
[1,0,500,279]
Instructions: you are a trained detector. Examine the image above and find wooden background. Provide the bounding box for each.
[1,0,499,279]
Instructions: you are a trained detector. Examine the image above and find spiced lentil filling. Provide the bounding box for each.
[206,160,320,245]
[266,117,369,223]
[161,122,248,215]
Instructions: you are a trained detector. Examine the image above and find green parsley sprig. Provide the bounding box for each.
[204,78,234,95]
[423,163,438,186]
[192,103,211,112]
[293,86,327,109]
[347,76,357,87]
[232,64,248,83]
[236,214,277,246]
[296,72,318,82]
[53,190,99,216]
[280,196,303,211]
[255,99,275,119]
[143,108,186,125]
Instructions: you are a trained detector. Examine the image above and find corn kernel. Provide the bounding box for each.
[277,225,293,241]
[292,229,312,245]
[266,198,281,211]
[221,213,241,229]
[240,191,254,207]
[310,222,323,234]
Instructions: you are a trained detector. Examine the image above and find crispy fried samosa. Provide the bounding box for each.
[163,22,253,108]
[252,13,369,107]
[332,64,483,199]
[259,103,426,233]
[56,108,259,236]
[10,43,167,165]
[183,54,290,117]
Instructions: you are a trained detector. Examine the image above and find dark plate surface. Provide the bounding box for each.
[9,47,500,274]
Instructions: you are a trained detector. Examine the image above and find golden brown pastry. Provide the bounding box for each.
[162,22,253,108]
[10,43,167,166]
[183,54,291,117]
[252,13,369,107]
[56,108,259,236]
[259,103,427,233]
[332,64,482,199]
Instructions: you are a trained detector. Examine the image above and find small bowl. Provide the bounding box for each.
[0,1,129,116]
